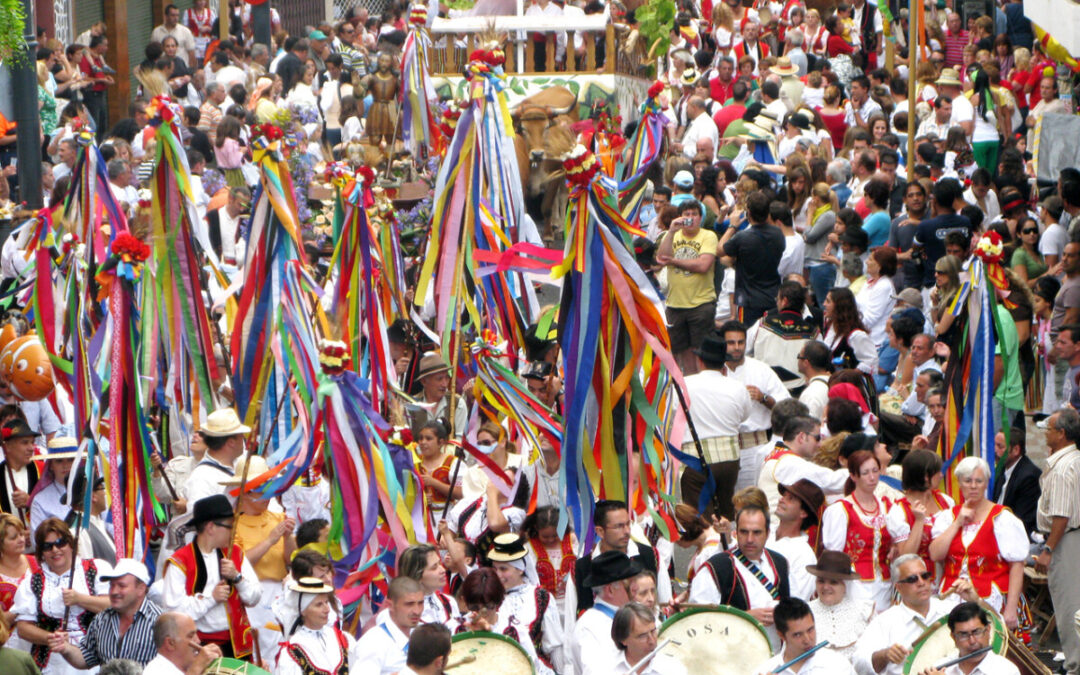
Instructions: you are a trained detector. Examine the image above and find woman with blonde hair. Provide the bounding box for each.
[819,84,848,151]
[804,182,839,301]
[916,60,939,104]
[804,9,828,55]
[712,3,735,55]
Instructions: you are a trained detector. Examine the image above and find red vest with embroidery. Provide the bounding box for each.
[840,497,892,581]
[897,491,951,573]
[940,504,1011,598]
[418,454,456,507]
[167,542,254,658]
[733,40,770,64]
[531,537,576,600]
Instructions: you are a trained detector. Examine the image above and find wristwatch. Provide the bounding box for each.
[1039,544,1054,555]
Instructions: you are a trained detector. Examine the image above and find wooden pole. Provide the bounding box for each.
[61,462,94,628]
[5,464,25,526]
[220,0,230,40]
[906,0,918,167]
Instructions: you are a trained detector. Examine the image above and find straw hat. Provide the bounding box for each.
[202,408,252,438]
[770,56,799,76]
[288,576,335,594]
[680,68,699,87]
[488,533,529,562]
[935,68,962,87]
[32,436,79,462]
[219,454,271,485]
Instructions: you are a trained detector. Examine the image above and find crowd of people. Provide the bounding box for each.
[1,0,1080,673]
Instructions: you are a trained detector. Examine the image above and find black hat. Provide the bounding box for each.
[523,361,554,381]
[524,322,558,362]
[693,332,727,366]
[1,419,35,441]
[741,101,765,123]
[387,319,413,346]
[583,550,643,588]
[191,494,234,527]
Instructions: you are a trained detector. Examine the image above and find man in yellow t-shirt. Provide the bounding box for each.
[657,200,718,374]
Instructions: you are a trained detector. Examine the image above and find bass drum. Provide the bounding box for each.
[904,613,1007,675]
[202,658,273,675]
[659,606,773,675]
[448,630,535,675]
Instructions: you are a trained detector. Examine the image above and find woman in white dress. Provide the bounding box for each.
[276,577,357,675]
[806,550,874,661]
[12,518,109,675]
[488,534,564,675]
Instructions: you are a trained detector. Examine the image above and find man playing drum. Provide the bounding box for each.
[690,505,790,648]
[855,554,979,675]
[756,597,856,675]
[918,603,1020,675]
[611,602,687,675]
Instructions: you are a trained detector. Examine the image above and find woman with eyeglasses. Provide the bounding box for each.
[11,518,108,675]
[885,450,954,585]
[821,449,894,613]
[928,456,1030,632]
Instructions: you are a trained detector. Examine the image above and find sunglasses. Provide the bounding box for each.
[896,570,933,584]
[41,539,69,552]
[1022,229,1038,235]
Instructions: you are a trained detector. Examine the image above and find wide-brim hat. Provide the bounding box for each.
[488,533,529,562]
[417,353,450,379]
[288,576,335,594]
[806,550,860,580]
[739,122,775,142]
[1,419,35,441]
[202,408,252,438]
[771,57,799,76]
[693,332,727,364]
[680,68,699,86]
[191,494,234,527]
[583,550,643,588]
[220,455,271,486]
[32,436,79,462]
[778,479,825,526]
[935,68,962,87]
[892,287,924,310]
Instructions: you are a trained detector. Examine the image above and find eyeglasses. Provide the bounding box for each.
[1022,229,1038,235]
[41,539,69,552]
[896,570,934,584]
[954,626,988,641]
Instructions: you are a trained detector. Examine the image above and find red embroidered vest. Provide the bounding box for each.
[939,504,1011,598]
[531,537,576,599]
[840,497,892,581]
[167,542,254,658]
[897,491,951,573]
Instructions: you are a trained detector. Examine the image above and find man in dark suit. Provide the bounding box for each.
[689,504,789,637]
[993,427,1042,536]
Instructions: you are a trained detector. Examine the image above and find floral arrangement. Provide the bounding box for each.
[318,338,350,375]
[560,144,600,187]
[647,80,665,100]
[253,123,285,142]
[408,3,427,26]
[106,232,151,283]
[438,102,462,142]
[973,231,1004,265]
[202,168,226,197]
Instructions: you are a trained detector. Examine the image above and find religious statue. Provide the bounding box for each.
[358,53,400,150]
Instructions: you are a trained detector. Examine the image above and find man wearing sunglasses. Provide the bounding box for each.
[855,554,979,675]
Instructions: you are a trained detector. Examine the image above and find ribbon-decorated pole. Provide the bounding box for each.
[400,2,443,159]
[548,127,681,550]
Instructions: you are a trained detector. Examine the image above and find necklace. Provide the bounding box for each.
[854,492,879,515]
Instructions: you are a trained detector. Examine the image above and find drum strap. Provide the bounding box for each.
[733,549,780,600]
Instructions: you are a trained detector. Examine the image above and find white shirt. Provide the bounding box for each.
[1039,222,1068,261]
[854,598,958,675]
[758,645,856,675]
[143,654,186,675]
[571,601,620,675]
[885,494,955,548]
[963,188,1000,223]
[501,582,564,673]
[799,376,831,420]
[724,358,792,432]
[681,112,720,160]
[844,97,883,128]
[856,277,897,345]
[950,95,975,138]
[184,456,235,511]
[150,24,197,64]
[688,549,779,609]
[944,651,1020,675]
[684,370,753,439]
[29,480,69,534]
[161,545,262,634]
[354,619,409,674]
[759,450,848,525]
[779,234,806,279]
[766,532,818,601]
[611,652,689,675]
[278,624,358,675]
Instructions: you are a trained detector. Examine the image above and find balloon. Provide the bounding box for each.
[0,335,33,382]
[8,339,54,402]
[0,324,19,357]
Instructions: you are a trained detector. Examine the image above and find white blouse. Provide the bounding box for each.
[277,624,358,675]
[930,506,1028,610]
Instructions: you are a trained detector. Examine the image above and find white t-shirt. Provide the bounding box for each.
[1040,222,1068,260]
[950,94,975,137]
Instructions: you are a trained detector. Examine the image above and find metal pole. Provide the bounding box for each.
[13,0,42,209]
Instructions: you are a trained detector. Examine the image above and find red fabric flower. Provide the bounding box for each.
[647,81,665,99]
[399,428,414,445]
[111,232,151,262]
[357,166,376,185]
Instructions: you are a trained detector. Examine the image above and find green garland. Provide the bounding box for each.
[0,0,27,66]
[635,0,676,62]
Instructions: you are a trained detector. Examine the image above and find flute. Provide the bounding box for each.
[771,641,831,673]
[935,646,992,669]
[626,639,674,675]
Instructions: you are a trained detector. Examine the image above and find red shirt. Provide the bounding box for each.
[79,54,109,93]
[943,29,968,68]
[818,109,848,150]
[713,104,746,136]
[826,34,854,57]
[709,76,735,104]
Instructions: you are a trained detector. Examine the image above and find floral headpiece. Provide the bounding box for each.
[318,339,350,375]
[409,3,428,25]
[560,144,599,187]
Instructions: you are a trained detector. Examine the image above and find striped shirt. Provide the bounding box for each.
[1037,444,1080,533]
[943,30,968,68]
[79,597,163,667]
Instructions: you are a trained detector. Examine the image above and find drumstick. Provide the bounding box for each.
[771,640,831,673]
[444,654,478,670]
[626,639,673,675]
[935,646,992,669]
